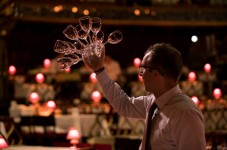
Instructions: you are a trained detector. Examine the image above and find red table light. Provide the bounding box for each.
[67,128,80,150]
[213,88,222,100]
[138,74,143,82]
[8,65,16,75]
[47,100,56,109]
[90,72,97,83]
[43,59,51,69]
[35,73,45,83]
[191,96,199,106]
[91,91,102,103]
[204,63,211,73]
[188,72,196,82]
[0,135,8,149]
[29,92,40,104]
[133,58,141,68]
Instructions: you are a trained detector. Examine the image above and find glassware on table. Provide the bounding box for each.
[63,25,78,40]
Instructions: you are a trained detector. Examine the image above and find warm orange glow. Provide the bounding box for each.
[134,9,140,16]
[65,68,71,73]
[71,7,78,13]
[36,73,45,83]
[188,72,196,82]
[213,88,222,99]
[53,5,63,13]
[8,65,16,75]
[138,74,143,82]
[204,63,211,73]
[29,92,40,104]
[83,9,89,15]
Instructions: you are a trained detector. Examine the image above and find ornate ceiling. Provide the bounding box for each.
[13,0,227,27]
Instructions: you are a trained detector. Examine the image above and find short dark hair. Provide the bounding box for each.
[145,43,183,81]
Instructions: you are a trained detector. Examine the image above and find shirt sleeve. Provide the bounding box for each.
[171,108,206,150]
[96,70,149,119]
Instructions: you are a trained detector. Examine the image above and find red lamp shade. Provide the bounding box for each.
[29,92,40,104]
[191,96,199,106]
[90,72,97,83]
[204,63,211,73]
[43,59,51,69]
[188,72,196,82]
[67,128,80,140]
[138,74,143,82]
[213,88,222,100]
[133,58,141,68]
[35,73,45,83]
[47,100,56,109]
[65,67,71,73]
[8,65,16,75]
[91,91,102,103]
[0,135,8,149]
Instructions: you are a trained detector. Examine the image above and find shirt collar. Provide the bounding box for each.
[155,84,182,109]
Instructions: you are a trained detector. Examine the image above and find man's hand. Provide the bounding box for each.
[83,43,105,72]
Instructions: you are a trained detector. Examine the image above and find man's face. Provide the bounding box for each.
[139,52,156,92]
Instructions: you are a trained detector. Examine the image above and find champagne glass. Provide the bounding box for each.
[91,17,102,41]
[104,30,123,45]
[91,31,104,43]
[75,25,89,43]
[79,16,92,32]
[54,40,76,54]
[63,25,78,40]
[57,54,83,70]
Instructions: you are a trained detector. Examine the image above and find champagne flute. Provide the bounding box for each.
[104,30,123,45]
[91,17,102,41]
[57,54,83,70]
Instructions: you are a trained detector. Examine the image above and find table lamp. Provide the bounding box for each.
[66,128,80,150]
[0,135,8,149]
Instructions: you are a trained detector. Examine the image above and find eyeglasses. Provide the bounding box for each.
[139,64,164,76]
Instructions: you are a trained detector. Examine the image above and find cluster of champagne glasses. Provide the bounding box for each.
[54,16,123,70]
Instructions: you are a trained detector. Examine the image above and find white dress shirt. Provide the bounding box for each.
[96,70,206,150]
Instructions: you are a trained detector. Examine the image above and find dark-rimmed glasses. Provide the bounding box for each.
[139,64,164,76]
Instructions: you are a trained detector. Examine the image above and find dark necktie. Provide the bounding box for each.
[144,102,158,150]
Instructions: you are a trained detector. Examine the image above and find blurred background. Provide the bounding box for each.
[0,0,227,150]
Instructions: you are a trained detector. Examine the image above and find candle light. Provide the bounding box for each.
[213,88,222,100]
[133,58,141,68]
[188,71,196,82]
[204,63,211,73]
[8,65,16,76]
[65,67,71,73]
[43,59,51,69]
[35,73,45,83]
